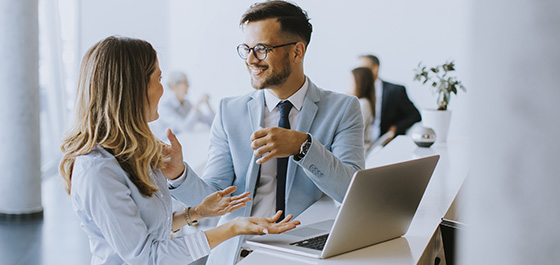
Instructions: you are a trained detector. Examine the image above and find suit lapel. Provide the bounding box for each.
[286,81,320,196]
[248,90,265,132]
[246,90,264,194]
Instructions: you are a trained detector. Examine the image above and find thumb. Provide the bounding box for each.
[166,129,180,147]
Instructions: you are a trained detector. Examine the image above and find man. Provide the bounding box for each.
[168,1,364,264]
[359,55,421,144]
[149,71,215,139]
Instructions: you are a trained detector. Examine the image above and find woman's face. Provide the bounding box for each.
[146,59,164,122]
[348,73,357,96]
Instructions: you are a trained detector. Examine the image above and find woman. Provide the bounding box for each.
[351,67,376,153]
[59,36,299,264]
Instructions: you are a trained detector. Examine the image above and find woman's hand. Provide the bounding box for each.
[232,211,301,236]
[190,186,251,220]
[204,211,300,249]
[161,129,186,180]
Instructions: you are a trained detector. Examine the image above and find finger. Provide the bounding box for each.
[226,202,248,213]
[250,137,269,151]
[250,128,268,142]
[166,129,182,149]
[253,143,274,159]
[229,197,251,206]
[256,151,277,164]
[231,192,251,200]
[264,221,299,234]
[278,214,294,223]
[266,211,283,223]
[218,186,237,197]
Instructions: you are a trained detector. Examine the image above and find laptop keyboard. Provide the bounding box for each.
[290,234,329,250]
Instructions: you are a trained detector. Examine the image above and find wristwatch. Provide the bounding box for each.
[294,134,312,161]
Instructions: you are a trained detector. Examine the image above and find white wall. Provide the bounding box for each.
[77,0,170,71]
[78,0,471,139]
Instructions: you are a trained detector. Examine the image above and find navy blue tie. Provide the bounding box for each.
[276,101,292,220]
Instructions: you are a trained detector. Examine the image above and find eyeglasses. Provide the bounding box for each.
[236,42,297,60]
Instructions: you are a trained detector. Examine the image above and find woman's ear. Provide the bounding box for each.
[293,42,306,63]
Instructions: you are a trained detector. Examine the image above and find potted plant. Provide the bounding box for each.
[413,60,466,143]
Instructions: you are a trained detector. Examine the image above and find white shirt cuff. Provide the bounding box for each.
[167,162,188,189]
[184,230,211,261]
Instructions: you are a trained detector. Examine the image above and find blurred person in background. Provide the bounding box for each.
[151,71,215,139]
[350,67,375,153]
[358,54,421,144]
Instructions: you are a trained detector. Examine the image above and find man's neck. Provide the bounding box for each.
[269,74,306,100]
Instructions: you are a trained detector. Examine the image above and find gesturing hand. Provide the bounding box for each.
[161,129,186,180]
[192,186,251,220]
[233,211,301,235]
[250,127,308,164]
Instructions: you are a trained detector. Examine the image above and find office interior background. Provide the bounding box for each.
[1,0,559,264]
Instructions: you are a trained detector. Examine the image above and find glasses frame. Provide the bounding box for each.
[237,42,297,60]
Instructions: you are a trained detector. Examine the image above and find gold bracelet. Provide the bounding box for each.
[183,208,190,225]
[186,207,198,226]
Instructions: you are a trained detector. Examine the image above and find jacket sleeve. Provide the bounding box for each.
[72,160,210,264]
[294,96,365,203]
[169,98,232,205]
[394,85,421,135]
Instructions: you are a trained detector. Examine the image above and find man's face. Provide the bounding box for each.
[171,77,189,99]
[243,18,293,90]
[358,57,379,80]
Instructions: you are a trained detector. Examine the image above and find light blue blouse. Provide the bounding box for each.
[71,146,210,264]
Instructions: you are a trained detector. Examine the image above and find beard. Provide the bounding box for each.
[249,53,292,90]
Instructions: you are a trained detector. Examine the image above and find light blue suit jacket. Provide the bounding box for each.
[171,79,365,265]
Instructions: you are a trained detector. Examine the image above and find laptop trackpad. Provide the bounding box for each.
[284,220,334,237]
[284,227,325,237]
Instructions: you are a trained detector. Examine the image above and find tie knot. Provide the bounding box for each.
[277,101,292,129]
[278,100,293,118]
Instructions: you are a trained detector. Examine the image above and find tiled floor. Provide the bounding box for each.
[0,175,91,265]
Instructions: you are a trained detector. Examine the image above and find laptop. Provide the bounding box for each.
[247,154,440,259]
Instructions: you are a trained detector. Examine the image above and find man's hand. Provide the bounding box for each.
[250,127,308,164]
[383,126,397,146]
[191,186,251,220]
[161,129,186,180]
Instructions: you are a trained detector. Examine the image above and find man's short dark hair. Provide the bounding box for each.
[361,54,380,67]
[240,0,312,47]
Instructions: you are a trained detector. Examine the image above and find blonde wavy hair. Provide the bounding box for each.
[60,36,166,196]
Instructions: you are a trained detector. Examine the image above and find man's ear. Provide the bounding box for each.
[293,42,306,63]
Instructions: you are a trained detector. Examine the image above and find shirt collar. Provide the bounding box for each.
[264,77,309,112]
[375,78,383,96]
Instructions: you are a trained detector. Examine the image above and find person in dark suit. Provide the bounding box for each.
[359,55,421,144]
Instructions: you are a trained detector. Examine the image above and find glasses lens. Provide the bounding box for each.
[237,44,250,59]
[253,45,267,60]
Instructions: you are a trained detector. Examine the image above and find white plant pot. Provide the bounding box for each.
[421,109,452,144]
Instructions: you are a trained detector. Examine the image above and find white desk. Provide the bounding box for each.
[239,136,468,265]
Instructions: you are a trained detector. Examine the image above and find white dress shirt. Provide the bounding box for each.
[251,78,309,219]
[71,146,210,264]
[371,78,384,140]
[358,98,374,152]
